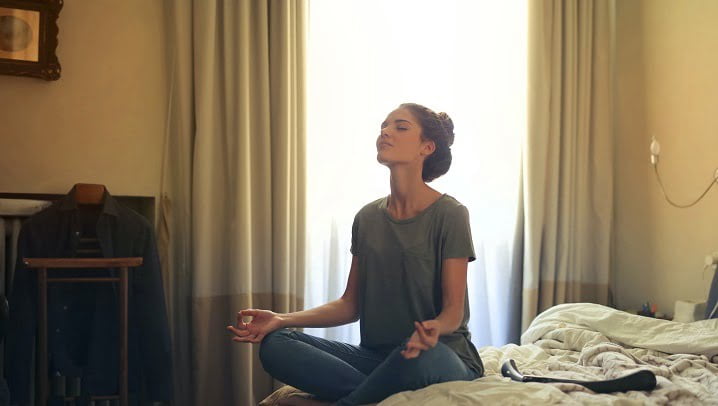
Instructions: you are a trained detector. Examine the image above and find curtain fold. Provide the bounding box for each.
[522,0,615,331]
[159,1,306,405]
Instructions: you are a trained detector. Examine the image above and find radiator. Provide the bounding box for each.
[0,198,52,387]
[1,216,22,298]
[0,199,52,296]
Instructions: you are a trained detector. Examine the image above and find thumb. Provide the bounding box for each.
[240,309,260,317]
[422,320,437,331]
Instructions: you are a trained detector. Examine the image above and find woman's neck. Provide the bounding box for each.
[387,167,442,220]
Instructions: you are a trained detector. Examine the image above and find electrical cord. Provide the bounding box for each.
[653,164,718,208]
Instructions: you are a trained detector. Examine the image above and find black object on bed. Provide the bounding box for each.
[501,359,657,393]
[707,265,718,319]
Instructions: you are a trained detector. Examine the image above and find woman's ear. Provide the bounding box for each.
[420,140,436,157]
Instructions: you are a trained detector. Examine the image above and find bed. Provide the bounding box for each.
[260,303,718,405]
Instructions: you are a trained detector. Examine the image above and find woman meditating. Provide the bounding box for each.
[227,103,483,406]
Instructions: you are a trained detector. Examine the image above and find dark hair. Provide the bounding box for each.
[399,103,455,182]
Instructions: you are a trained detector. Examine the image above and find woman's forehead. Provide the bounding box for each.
[385,108,417,123]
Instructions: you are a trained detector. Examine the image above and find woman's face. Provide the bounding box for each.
[376,108,435,167]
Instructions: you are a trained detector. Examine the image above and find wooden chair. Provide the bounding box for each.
[24,257,141,406]
[25,183,139,406]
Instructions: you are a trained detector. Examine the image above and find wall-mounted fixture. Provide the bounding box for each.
[650,136,718,208]
[650,137,718,319]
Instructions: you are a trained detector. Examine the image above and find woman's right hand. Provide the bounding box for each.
[226,309,284,344]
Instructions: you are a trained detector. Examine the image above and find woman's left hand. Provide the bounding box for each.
[401,320,440,359]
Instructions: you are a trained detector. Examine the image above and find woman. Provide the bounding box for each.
[227,103,483,406]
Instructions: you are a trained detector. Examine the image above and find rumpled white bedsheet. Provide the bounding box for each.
[380,303,718,405]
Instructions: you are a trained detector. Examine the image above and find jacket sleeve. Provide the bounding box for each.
[5,225,36,405]
[132,223,173,401]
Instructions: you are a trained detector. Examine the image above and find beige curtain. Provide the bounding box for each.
[521,0,615,331]
[159,1,306,405]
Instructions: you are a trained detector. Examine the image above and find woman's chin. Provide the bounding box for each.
[376,154,389,165]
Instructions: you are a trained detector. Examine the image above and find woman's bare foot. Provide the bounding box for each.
[277,394,334,406]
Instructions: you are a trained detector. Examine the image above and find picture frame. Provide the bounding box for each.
[0,0,62,80]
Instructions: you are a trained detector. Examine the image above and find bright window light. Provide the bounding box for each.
[306,0,527,346]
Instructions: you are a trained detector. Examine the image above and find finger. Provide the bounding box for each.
[232,335,257,343]
[408,343,429,352]
[401,348,419,359]
[407,333,430,350]
[226,325,251,336]
[421,321,438,335]
[236,311,250,323]
[414,322,431,346]
[227,325,246,336]
[405,340,429,352]
[251,333,266,344]
[240,309,259,317]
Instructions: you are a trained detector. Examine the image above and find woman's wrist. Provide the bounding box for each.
[276,313,289,329]
[434,315,460,335]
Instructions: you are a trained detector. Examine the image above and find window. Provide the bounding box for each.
[306,0,527,346]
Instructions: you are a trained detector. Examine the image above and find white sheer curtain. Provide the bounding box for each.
[305,0,527,347]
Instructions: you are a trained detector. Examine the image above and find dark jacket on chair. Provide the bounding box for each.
[4,187,172,405]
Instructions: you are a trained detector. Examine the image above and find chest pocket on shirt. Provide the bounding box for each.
[401,244,437,296]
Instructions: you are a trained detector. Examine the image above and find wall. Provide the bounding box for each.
[0,0,168,208]
[614,0,718,317]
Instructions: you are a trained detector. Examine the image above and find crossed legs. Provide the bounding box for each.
[259,329,480,406]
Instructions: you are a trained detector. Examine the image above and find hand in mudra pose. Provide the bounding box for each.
[227,309,283,344]
[401,320,440,359]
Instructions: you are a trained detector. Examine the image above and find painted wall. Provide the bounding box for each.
[614,0,718,317]
[0,0,167,202]
[2,0,716,319]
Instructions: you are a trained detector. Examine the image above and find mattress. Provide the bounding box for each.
[382,303,718,405]
[261,303,718,405]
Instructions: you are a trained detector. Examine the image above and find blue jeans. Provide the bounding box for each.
[259,329,482,406]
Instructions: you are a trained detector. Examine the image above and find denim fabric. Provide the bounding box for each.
[260,329,481,405]
[5,186,172,405]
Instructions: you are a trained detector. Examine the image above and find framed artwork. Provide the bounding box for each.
[0,0,62,80]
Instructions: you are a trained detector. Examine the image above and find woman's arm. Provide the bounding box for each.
[401,257,468,358]
[281,255,361,328]
[228,255,361,343]
[434,257,468,334]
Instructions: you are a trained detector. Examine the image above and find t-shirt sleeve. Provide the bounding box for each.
[350,212,359,255]
[442,205,476,262]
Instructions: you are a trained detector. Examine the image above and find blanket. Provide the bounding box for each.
[381,303,718,405]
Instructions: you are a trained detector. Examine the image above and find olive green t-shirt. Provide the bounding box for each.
[350,194,483,375]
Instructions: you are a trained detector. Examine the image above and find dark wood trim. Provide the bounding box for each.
[47,277,120,283]
[24,257,143,268]
[34,260,138,406]
[119,267,129,406]
[37,268,48,406]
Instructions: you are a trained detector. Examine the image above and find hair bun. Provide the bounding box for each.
[437,112,455,147]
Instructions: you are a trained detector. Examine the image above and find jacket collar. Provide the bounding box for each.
[58,185,120,217]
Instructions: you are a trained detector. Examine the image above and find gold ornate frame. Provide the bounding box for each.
[0,0,62,80]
